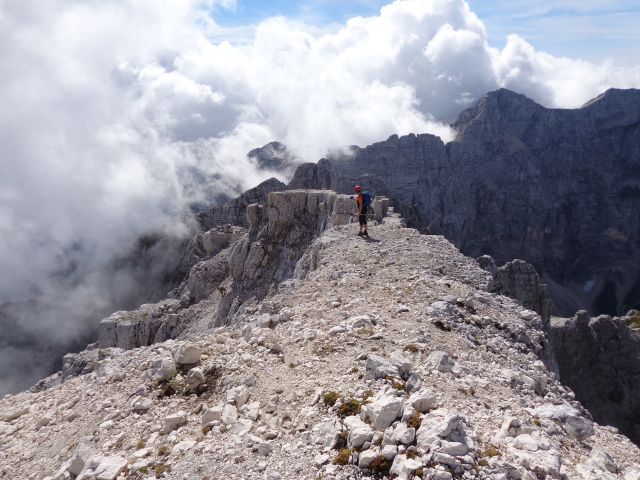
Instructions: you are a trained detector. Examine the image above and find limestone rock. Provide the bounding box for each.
[149,357,176,382]
[0,406,28,422]
[408,390,437,413]
[365,354,400,380]
[488,259,551,325]
[202,406,223,425]
[77,455,127,480]
[529,403,594,441]
[187,255,229,303]
[361,394,404,431]
[292,88,640,318]
[197,177,286,230]
[415,409,469,451]
[426,351,455,373]
[173,344,202,365]
[161,411,188,434]
[222,404,238,426]
[358,449,377,468]
[68,439,95,476]
[344,416,374,449]
[226,385,250,408]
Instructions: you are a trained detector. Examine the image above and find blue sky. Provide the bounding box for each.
[213,0,640,64]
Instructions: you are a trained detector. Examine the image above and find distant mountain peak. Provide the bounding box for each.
[247,141,297,172]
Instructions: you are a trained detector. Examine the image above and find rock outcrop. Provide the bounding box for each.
[486,258,552,326]
[550,311,640,444]
[98,299,185,349]
[287,88,640,317]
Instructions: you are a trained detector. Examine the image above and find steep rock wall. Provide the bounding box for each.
[96,190,363,348]
[550,311,640,444]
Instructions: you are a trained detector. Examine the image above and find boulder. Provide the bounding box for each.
[187,256,229,303]
[173,344,202,365]
[344,416,374,449]
[226,385,250,408]
[529,403,594,441]
[0,406,28,422]
[202,406,223,426]
[389,351,412,379]
[361,394,404,431]
[185,367,205,392]
[148,357,176,382]
[68,439,95,476]
[161,411,188,434]
[415,409,468,450]
[408,390,437,413]
[365,355,400,380]
[77,455,127,480]
[222,404,238,426]
[358,449,377,468]
[426,351,455,373]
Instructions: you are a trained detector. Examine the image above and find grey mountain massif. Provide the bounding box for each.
[1,88,640,480]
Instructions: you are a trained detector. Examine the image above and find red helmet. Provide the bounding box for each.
[354,185,362,193]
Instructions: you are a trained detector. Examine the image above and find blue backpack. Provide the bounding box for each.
[362,191,372,208]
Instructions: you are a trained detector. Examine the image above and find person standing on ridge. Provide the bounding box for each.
[354,185,370,238]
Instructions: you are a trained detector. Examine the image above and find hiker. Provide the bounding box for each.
[353,185,370,238]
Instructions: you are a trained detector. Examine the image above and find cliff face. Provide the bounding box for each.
[550,312,640,445]
[290,88,640,317]
[95,190,360,351]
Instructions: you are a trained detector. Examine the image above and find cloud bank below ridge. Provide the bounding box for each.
[0,0,639,393]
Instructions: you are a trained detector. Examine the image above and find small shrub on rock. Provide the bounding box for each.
[406,448,420,459]
[333,448,351,465]
[337,399,362,418]
[407,411,422,429]
[403,343,419,353]
[157,445,171,457]
[391,381,405,391]
[481,444,501,459]
[313,342,336,356]
[157,379,181,398]
[154,463,172,477]
[630,313,640,329]
[323,391,340,407]
[370,455,390,475]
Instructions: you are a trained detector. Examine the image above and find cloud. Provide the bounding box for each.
[0,0,639,394]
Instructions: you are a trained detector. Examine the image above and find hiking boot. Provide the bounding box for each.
[363,231,369,238]
[357,232,364,236]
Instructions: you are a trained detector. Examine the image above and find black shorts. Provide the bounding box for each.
[359,206,368,226]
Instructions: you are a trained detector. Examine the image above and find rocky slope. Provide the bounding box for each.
[288,88,640,317]
[2,190,640,480]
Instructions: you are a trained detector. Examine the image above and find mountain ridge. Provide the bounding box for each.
[2,190,640,480]
[282,87,640,317]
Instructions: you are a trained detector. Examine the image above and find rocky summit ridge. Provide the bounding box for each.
[287,88,640,317]
[2,189,640,480]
